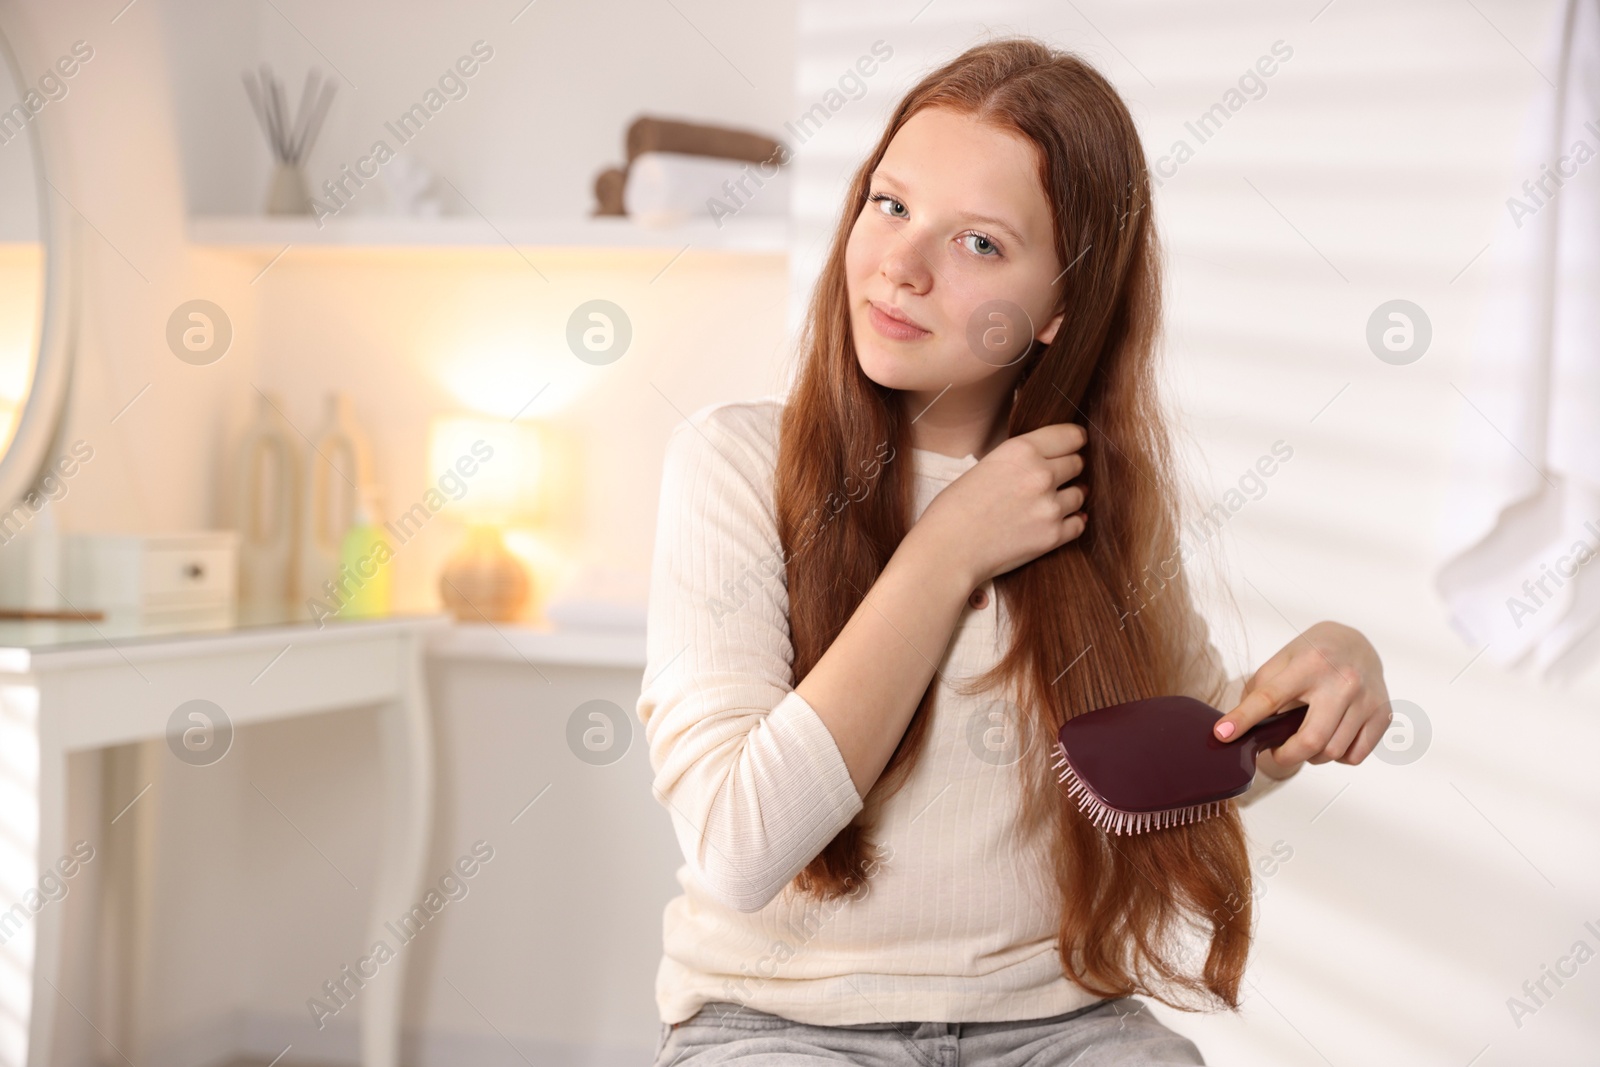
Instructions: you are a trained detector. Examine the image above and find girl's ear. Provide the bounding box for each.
[1038,309,1065,345]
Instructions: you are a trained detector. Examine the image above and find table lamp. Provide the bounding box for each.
[428,416,545,622]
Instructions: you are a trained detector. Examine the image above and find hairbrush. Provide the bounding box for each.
[1051,694,1307,835]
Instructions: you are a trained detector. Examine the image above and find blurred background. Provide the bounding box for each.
[0,0,1595,1064]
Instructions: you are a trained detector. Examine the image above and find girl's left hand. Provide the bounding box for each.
[1212,621,1391,780]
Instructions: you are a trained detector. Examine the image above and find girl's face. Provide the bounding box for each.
[844,106,1065,400]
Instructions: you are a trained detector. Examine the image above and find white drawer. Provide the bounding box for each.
[141,543,236,604]
[63,532,238,612]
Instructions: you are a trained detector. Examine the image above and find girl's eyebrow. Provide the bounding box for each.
[870,169,906,191]
[962,212,1025,248]
[869,170,1025,248]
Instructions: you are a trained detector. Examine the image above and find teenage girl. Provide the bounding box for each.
[638,36,1389,1066]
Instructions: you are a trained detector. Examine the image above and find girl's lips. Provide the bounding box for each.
[867,300,932,341]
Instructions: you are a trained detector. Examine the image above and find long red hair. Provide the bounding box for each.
[775,37,1253,1012]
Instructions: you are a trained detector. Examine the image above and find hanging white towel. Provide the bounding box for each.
[1436,0,1600,680]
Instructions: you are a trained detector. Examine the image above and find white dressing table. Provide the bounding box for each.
[0,610,447,1067]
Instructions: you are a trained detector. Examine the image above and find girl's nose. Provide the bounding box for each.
[878,227,934,294]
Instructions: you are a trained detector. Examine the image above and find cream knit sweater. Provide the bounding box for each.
[636,397,1290,1026]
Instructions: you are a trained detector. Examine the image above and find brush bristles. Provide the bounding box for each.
[1051,741,1225,835]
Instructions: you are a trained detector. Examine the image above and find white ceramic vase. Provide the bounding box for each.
[265,162,311,215]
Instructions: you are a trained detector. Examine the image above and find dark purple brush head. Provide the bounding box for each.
[1052,695,1308,835]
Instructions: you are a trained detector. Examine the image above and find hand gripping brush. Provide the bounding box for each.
[1051,695,1308,835]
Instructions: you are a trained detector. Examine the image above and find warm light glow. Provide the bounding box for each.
[0,244,42,457]
[0,400,16,460]
[0,350,29,402]
[426,416,546,523]
[502,527,579,623]
[437,343,587,421]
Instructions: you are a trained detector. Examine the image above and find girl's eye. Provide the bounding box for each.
[869,193,908,218]
[961,232,1001,257]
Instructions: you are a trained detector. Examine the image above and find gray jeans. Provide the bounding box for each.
[652,997,1206,1066]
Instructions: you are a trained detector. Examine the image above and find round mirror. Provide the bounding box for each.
[0,23,75,520]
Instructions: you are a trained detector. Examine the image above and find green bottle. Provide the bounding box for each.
[337,490,392,619]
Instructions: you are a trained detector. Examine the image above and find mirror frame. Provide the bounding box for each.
[0,20,75,519]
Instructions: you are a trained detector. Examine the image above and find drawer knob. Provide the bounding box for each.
[185,563,206,580]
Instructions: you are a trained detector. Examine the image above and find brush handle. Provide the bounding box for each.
[1241,702,1309,754]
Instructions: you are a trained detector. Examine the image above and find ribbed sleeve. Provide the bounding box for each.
[635,406,864,914]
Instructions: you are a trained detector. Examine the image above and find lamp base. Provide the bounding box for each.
[439,527,531,622]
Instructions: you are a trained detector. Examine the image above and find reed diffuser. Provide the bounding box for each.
[243,64,336,215]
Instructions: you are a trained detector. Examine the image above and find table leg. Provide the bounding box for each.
[360,632,434,1067]
[17,728,64,1067]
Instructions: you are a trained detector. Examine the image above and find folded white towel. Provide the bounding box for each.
[1436,0,1600,679]
[623,150,789,227]
[544,564,648,630]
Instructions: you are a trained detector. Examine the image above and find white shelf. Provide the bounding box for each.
[187,214,789,254]
[427,621,646,670]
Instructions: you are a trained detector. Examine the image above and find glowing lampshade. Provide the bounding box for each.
[426,417,545,524]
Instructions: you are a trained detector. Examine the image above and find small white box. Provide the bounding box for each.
[62,531,238,623]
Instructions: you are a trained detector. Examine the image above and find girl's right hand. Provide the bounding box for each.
[909,423,1090,588]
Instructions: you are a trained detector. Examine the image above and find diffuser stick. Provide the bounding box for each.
[288,68,319,163]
